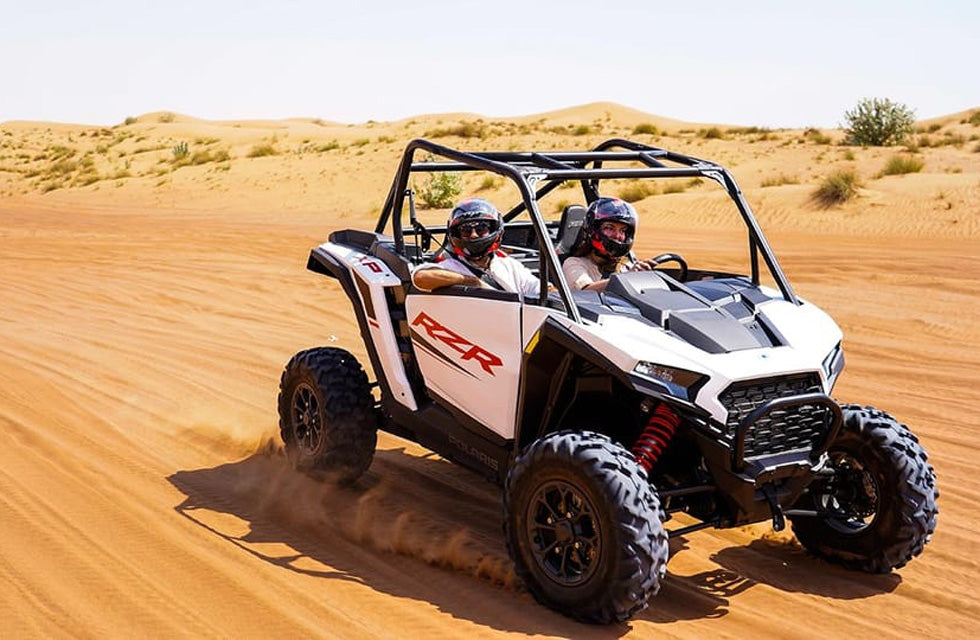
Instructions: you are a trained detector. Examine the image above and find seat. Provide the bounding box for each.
[555,204,587,259]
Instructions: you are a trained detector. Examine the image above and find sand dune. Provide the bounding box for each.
[1,104,979,638]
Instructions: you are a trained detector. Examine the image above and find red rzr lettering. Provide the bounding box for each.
[358,256,383,273]
[412,312,503,376]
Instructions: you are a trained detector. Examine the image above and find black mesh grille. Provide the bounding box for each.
[719,374,830,458]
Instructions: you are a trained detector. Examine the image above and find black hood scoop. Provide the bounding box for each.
[596,271,784,354]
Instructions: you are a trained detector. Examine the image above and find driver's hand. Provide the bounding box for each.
[629,259,657,271]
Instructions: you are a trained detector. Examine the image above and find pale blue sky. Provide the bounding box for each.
[2,0,977,128]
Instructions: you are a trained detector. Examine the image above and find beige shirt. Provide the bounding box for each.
[562,255,629,290]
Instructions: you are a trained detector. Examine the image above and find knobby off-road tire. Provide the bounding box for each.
[278,347,377,485]
[790,404,938,573]
[504,430,669,624]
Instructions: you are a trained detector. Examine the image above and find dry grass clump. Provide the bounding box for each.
[879,154,924,177]
[761,174,800,188]
[632,123,659,135]
[813,169,861,207]
[247,144,278,158]
[618,181,657,202]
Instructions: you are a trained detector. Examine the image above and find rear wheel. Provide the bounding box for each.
[504,430,668,624]
[790,404,938,572]
[278,347,377,485]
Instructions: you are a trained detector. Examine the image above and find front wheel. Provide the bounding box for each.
[789,404,938,572]
[503,430,669,624]
[277,347,377,485]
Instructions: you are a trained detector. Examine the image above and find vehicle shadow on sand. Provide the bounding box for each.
[168,442,898,636]
[638,532,901,624]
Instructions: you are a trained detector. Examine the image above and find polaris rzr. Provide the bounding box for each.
[277,138,938,624]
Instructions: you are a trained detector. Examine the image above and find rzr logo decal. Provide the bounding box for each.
[410,312,503,376]
[357,255,384,274]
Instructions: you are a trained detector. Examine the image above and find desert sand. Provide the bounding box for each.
[1,103,978,638]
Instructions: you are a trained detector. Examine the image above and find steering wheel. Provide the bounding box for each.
[650,253,688,281]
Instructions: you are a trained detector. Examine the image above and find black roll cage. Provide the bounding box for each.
[375,138,799,323]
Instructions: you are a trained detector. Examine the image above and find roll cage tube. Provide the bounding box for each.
[374,138,800,324]
[377,138,581,322]
[590,138,799,305]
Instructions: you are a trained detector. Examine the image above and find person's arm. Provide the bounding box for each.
[412,267,484,292]
[563,257,604,291]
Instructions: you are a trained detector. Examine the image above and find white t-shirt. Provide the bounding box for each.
[414,252,541,297]
[562,255,629,290]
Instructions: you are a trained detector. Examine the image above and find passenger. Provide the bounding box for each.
[412,198,540,296]
[562,197,659,291]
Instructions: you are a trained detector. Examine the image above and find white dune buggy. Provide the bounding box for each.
[278,138,938,624]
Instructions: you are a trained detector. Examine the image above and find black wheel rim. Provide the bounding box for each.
[291,383,323,455]
[817,451,880,533]
[525,479,600,587]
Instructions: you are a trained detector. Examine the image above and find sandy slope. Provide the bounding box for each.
[1,105,979,638]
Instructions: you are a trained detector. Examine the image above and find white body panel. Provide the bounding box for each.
[405,294,526,438]
[560,295,843,424]
[319,242,419,410]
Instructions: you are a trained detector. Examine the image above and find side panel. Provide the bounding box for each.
[405,294,523,439]
[317,243,418,410]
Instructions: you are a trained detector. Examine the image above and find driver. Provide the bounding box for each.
[562,197,660,291]
[412,198,541,296]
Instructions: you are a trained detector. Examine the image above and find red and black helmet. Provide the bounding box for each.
[584,197,637,259]
[447,198,503,259]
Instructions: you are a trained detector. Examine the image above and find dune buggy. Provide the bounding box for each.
[277,138,938,623]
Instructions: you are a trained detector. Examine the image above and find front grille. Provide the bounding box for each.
[719,373,830,458]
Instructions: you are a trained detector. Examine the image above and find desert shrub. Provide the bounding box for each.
[973,142,980,153]
[813,169,861,206]
[938,133,966,148]
[123,116,137,125]
[553,198,572,213]
[698,127,724,140]
[880,154,924,176]
[172,141,189,161]
[761,174,799,188]
[425,122,487,139]
[968,111,980,126]
[351,138,370,148]
[477,175,499,191]
[50,159,78,175]
[158,112,176,123]
[417,168,462,209]
[662,182,687,195]
[842,97,915,146]
[247,144,277,158]
[316,140,341,152]
[618,181,656,202]
[571,125,592,136]
[189,150,215,165]
[632,123,659,135]
[804,128,832,145]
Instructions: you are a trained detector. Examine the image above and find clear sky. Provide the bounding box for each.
[3,0,977,128]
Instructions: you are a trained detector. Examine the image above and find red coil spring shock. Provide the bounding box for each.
[632,402,680,472]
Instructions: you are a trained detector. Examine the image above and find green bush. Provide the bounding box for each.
[813,169,861,206]
[417,169,462,209]
[842,97,915,146]
[880,154,924,176]
[968,111,980,126]
[172,141,189,161]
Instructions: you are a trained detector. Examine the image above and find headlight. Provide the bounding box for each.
[632,361,706,401]
[822,342,845,388]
